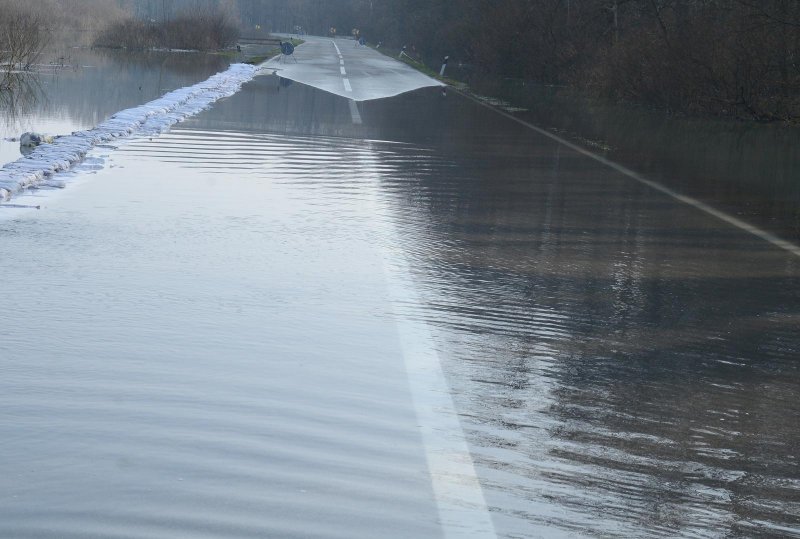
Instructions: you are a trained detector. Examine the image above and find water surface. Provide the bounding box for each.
[469,79,800,243]
[0,48,229,166]
[0,126,442,539]
[1,57,798,539]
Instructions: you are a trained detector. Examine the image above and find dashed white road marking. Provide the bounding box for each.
[457,90,800,259]
[340,66,347,75]
[348,99,362,124]
[343,78,352,92]
[332,41,341,55]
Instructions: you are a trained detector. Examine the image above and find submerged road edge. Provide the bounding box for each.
[454,89,800,259]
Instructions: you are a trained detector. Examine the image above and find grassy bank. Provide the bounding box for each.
[369,43,463,88]
[243,39,304,66]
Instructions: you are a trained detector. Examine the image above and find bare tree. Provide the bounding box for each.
[0,2,48,88]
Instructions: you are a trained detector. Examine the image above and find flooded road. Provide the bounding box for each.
[358,91,800,537]
[467,79,800,244]
[1,46,799,538]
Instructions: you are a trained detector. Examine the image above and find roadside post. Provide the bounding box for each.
[439,55,449,77]
[399,45,407,59]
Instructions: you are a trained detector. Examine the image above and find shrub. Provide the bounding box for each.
[0,2,48,87]
[94,9,239,51]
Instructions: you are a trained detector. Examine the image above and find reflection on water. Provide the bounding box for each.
[0,128,442,539]
[200,74,363,139]
[0,48,229,166]
[358,94,800,537]
[0,76,45,129]
[471,81,800,243]
[185,79,800,537]
[0,63,798,538]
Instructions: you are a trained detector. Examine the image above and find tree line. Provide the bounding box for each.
[217,0,800,121]
[6,0,799,121]
[351,0,800,122]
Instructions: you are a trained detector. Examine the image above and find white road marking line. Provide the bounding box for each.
[379,242,497,539]
[348,99,362,124]
[347,144,498,538]
[340,59,345,65]
[332,41,341,55]
[343,78,352,92]
[354,126,497,539]
[340,66,347,75]
[457,90,800,259]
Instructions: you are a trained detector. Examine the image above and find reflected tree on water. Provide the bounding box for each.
[0,74,44,129]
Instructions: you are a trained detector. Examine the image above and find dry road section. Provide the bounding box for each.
[262,36,444,102]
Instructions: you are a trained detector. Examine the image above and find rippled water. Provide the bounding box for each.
[1,56,799,538]
[469,80,800,243]
[0,49,230,167]
[0,63,255,201]
[368,121,800,537]
[0,128,443,538]
[387,104,798,538]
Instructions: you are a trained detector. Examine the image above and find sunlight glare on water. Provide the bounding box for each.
[0,128,444,538]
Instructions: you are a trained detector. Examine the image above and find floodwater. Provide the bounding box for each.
[468,79,800,243]
[0,49,230,167]
[1,48,799,538]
